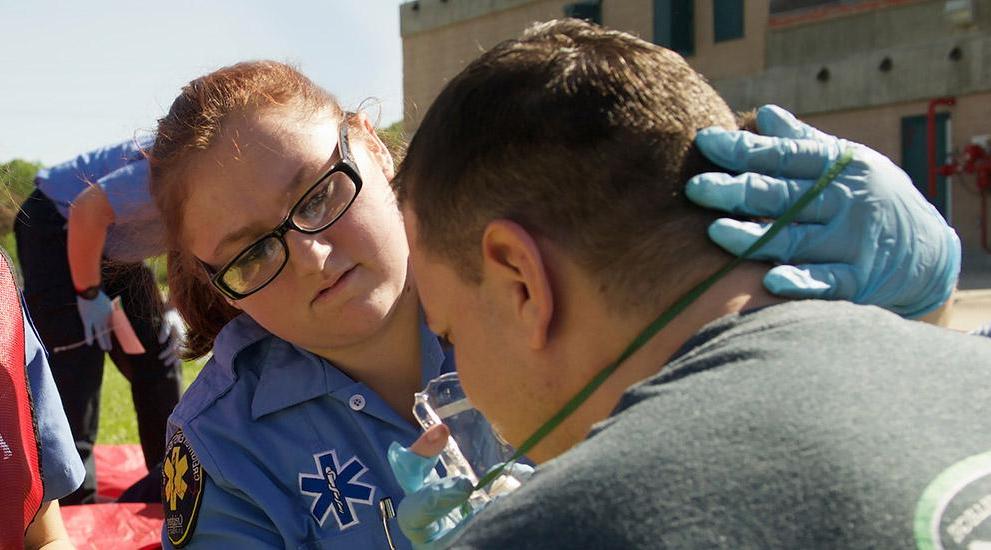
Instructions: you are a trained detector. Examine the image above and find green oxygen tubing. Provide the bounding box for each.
[472,148,856,494]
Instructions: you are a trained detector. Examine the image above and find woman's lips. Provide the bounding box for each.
[312,266,357,305]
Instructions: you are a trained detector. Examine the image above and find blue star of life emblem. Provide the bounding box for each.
[299,449,377,530]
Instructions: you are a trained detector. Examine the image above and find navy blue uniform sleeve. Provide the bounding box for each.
[23,302,85,501]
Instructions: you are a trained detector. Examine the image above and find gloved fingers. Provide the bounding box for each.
[755,105,835,143]
[158,346,180,368]
[388,442,442,495]
[396,477,474,539]
[503,462,535,482]
[686,172,842,222]
[763,263,859,301]
[695,127,842,180]
[82,320,95,347]
[707,218,836,263]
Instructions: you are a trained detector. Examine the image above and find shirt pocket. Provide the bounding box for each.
[297,506,406,550]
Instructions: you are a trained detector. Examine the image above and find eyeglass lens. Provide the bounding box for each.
[221,171,358,294]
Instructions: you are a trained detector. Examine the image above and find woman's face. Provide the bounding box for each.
[182,107,412,354]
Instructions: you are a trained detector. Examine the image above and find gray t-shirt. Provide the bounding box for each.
[452,300,991,549]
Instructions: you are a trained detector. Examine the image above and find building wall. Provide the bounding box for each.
[715,0,991,115]
[689,0,768,80]
[401,0,770,132]
[402,0,566,134]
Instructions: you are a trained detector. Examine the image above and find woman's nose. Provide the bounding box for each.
[285,230,333,275]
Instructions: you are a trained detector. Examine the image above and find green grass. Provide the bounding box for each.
[97,357,206,445]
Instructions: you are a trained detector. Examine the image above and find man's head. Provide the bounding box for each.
[397,19,738,461]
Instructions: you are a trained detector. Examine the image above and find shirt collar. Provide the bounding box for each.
[211,314,272,379]
[248,312,453,420]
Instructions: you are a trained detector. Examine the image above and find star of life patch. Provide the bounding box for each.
[162,428,205,548]
[299,449,377,531]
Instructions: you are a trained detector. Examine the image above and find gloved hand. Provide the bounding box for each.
[687,104,961,318]
[77,290,114,351]
[157,308,185,368]
[388,426,475,550]
[387,426,533,549]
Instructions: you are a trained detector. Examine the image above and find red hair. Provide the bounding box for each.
[150,61,344,358]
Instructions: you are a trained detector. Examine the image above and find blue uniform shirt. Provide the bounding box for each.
[24,302,86,501]
[162,314,455,549]
[34,136,164,262]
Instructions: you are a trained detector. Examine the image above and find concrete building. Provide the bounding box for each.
[400,0,991,286]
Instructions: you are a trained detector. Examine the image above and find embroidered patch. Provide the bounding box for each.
[162,429,204,548]
[299,449,376,530]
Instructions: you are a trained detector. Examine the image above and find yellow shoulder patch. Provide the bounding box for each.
[162,428,204,548]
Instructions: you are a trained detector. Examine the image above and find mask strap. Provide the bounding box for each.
[473,148,855,493]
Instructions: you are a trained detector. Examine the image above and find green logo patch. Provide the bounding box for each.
[915,451,991,549]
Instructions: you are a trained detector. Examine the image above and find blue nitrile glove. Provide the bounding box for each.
[77,290,114,351]
[387,441,534,549]
[388,442,474,549]
[687,104,961,318]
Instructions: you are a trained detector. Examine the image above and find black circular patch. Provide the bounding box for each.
[162,428,204,548]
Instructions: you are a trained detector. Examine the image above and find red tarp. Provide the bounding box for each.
[95,443,149,501]
[62,444,162,549]
[61,503,162,550]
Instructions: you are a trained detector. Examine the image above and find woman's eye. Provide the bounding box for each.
[300,191,328,216]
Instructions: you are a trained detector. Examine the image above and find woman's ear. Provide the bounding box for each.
[354,111,395,180]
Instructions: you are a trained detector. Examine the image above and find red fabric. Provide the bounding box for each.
[0,251,43,544]
[62,502,163,549]
[95,444,150,501]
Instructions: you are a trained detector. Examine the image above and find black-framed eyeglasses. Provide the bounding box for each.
[200,120,363,300]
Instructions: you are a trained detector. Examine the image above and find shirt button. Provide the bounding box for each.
[349,394,366,411]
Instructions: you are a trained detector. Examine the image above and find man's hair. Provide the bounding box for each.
[396,19,737,311]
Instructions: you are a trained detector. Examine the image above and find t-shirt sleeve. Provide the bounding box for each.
[98,158,153,224]
[36,137,151,186]
[23,304,85,501]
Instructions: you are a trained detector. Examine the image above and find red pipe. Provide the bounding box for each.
[927,97,956,199]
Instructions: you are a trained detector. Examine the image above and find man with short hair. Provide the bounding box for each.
[392,19,991,549]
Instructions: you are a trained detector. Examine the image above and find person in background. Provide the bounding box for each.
[390,19,983,549]
[14,138,182,504]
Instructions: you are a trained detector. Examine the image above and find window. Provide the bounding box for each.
[714,0,744,42]
[654,0,694,57]
[563,0,602,25]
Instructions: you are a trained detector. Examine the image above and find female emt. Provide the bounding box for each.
[150,61,957,549]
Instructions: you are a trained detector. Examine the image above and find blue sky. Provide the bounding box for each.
[0,1,407,165]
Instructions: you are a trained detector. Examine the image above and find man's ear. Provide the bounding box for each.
[480,220,554,350]
[355,111,395,180]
